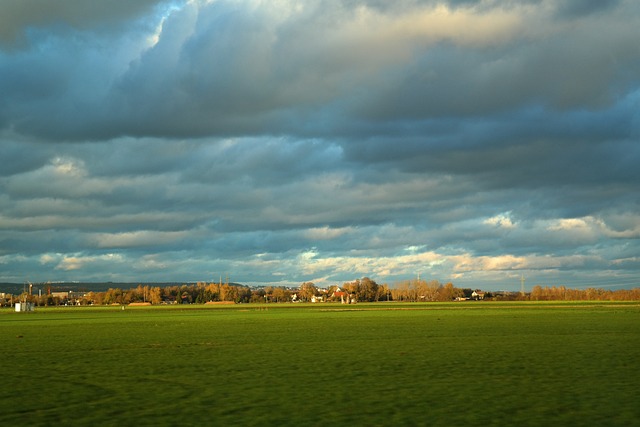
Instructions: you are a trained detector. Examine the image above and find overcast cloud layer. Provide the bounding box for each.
[1,0,638,290]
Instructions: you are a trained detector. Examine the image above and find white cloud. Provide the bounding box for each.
[544,215,640,240]
[39,254,58,265]
[547,217,593,231]
[484,213,515,229]
[55,253,125,272]
[90,230,192,249]
[303,226,354,241]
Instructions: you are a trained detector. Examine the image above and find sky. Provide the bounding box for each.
[1,0,639,291]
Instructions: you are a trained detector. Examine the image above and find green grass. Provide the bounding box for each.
[1,302,639,426]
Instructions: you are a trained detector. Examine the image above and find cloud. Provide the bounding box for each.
[89,230,193,249]
[1,133,638,286]
[2,0,636,142]
[554,0,621,18]
[484,213,515,229]
[0,0,171,47]
[42,253,125,272]
[0,0,638,290]
[547,216,640,239]
[303,226,354,241]
[109,0,638,138]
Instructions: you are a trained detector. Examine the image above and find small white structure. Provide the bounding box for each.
[15,302,35,312]
[471,290,485,300]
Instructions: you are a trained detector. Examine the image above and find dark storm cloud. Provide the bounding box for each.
[116,0,636,138]
[0,137,53,176]
[554,0,621,18]
[2,0,638,142]
[0,0,173,47]
[341,99,640,199]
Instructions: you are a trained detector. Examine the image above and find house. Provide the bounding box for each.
[331,289,348,304]
[471,290,485,300]
[51,291,70,300]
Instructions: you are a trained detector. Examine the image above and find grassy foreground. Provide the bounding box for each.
[1,302,639,426]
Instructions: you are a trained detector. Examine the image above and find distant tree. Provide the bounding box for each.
[391,281,411,301]
[437,282,461,301]
[123,291,136,304]
[148,287,162,304]
[378,283,391,301]
[237,286,251,303]
[88,291,101,305]
[272,287,289,303]
[417,280,440,302]
[360,277,379,302]
[132,285,145,302]
[220,284,239,302]
[103,288,121,305]
[252,288,266,302]
[530,285,544,301]
[299,282,317,302]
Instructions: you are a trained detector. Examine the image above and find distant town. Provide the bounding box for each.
[2,278,639,309]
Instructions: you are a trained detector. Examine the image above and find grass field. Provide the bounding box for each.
[1,302,639,426]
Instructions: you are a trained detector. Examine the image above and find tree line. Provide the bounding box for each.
[528,285,640,301]
[2,279,639,307]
